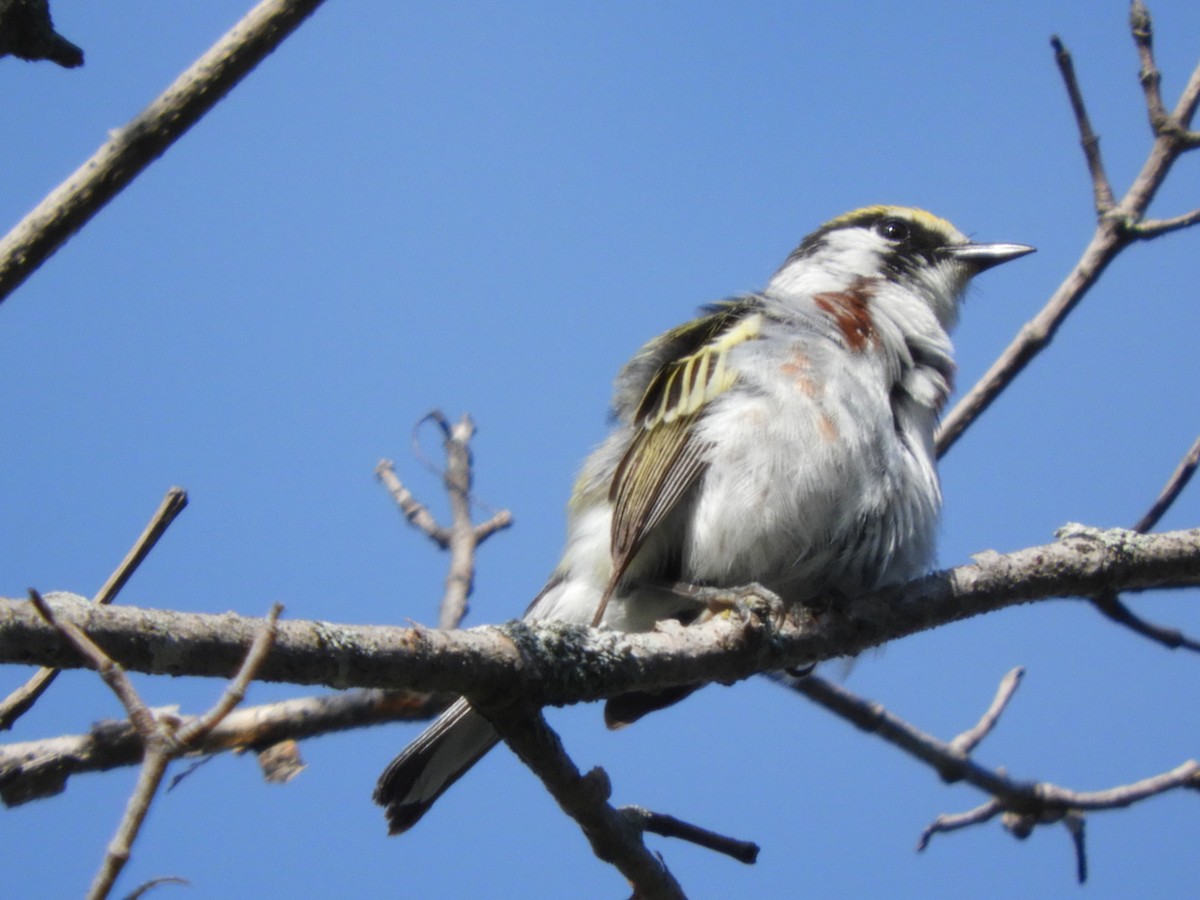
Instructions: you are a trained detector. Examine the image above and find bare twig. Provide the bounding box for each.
[31,590,282,900]
[781,673,1016,790]
[1129,1,1170,132]
[1050,35,1115,211]
[948,667,1024,756]
[1087,434,1200,651]
[936,17,1200,456]
[1089,591,1200,652]
[1,490,186,730]
[1133,435,1200,534]
[175,604,281,746]
[916,799,1002,849]
[124,877,191,899]
[0,0,329,307]
[788,665,1198,883]
[1130,207,1200,238]
[93,488,189,608]
[0,488,188,731]
[429,412,480,630]
[485,707,686,899]
[378,411,512,630]
[622,807,760,865]
[376,460,449,548]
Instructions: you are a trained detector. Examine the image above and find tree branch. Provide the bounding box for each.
[378,411,513,630]
[0,688,443,806]
[0,488,188,731]
[0,0,328,307]
[936,17,1200,456]
[1,526,1197,701]
[1050,35,1115,211]
[784,667,1199,884]
[1087,435,1200,651]
[1133,435,1200,534]
[485,707,686,899]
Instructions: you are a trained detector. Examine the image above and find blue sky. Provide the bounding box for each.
[3,2,1199,897]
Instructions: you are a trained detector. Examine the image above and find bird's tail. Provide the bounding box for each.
[373,698,500,834]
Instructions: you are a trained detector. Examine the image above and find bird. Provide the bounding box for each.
[375,205,1034,834]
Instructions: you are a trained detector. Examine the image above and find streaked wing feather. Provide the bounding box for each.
[610,414,705,566]
[603,304,764,607]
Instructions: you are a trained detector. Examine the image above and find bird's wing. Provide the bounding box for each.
[595,301,764,624]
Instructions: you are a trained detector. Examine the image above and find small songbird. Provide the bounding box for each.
[375,205,1034,834]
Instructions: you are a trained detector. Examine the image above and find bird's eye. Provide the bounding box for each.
[877,218,910,243]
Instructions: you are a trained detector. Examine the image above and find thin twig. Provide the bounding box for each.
[936,28,1200,456]
[124,877,191,899]
[379,411,512,629]
[0,0,329,307]
[176,604,282,745]
[93,488,189,607]
[948,667,1024,756]
[786,667,1198,885]
[1087,434,1200,651]
[0,488,188,731]
[1133,435,1200,534]
[1131,208,1200,238]
[376,460,449,548]
[1129,1,1170,131]
[916,799,1002,849]
[433,412,478,629]
[622,807,760,864]
[1050,35,1115,211]
[1089,591,1200,652]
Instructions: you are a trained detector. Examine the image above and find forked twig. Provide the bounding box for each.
[786,669,1199,884]
[30,589,282,900]
[378,411,512,630]
[936,8,1200,456]
[0,488,188,730]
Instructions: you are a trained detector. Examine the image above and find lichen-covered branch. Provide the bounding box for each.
[2,526,1197,703]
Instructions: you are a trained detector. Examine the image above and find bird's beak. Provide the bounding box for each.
[947,241,1036,272]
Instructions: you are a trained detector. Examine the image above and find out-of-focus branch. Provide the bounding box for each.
[0,688,442,806]
[0,0,328,307]
[378,411,512,630]
[936,8,1200,456]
